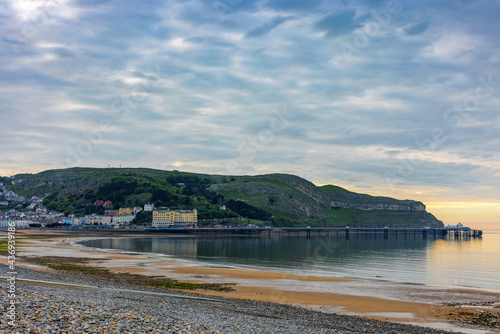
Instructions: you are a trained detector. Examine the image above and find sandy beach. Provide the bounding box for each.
[2,229,500,333]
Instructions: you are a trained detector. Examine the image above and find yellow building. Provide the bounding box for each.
[118,207,133,215]
[152,208,197,228]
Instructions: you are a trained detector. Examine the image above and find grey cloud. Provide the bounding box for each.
[44,47,76,58]
[279,126,309,140]
[324,157,489,190]
[1,0,499,204]
[73,0,115,7]
[264,0,322,11]
[404,22,429,36]
[0,68,73,87]
[245,16,291,38]
[131,71,158,80]
[1,38,23,46]
[253,151,304,164]
[184,36,236,49]
[315,11,362,37]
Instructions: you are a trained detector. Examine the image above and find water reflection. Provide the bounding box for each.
[426,235,499,290]
[80,234,499,290]
[92,237,199,257]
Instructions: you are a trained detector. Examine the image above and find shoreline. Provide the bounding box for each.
[1,265,462,334]
[3,229,500,333]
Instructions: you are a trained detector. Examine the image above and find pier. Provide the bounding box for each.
[145,227,483,239]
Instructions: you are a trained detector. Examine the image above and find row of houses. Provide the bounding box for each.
[105,207,142,216]
[93,201,156,211]
[0,204,64,228]
[68,204,197,228]
[79,207,198,228]
[65,214,137,226]
[0,219,31,229]
[71,204,154,226]
[1,198,198,229]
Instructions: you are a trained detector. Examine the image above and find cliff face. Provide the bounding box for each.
[325,193,427,212]
[207,173,442,227]
[256,174,427,212]
[5,168,443,227]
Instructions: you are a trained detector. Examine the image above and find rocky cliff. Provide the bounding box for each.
[208,173,441,227]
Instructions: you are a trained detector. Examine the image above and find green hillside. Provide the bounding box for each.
[4,167,443,228]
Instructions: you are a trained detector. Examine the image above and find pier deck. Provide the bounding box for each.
[146,227,483,239]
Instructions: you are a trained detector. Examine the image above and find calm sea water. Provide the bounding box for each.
[80,232,500,291]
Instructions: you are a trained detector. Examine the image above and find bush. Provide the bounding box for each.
[131,210,153,225]
[226,200,271,221]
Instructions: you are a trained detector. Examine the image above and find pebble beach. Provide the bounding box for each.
[1,264,461,334]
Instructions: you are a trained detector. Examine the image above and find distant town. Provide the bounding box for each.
[0,181,207,229]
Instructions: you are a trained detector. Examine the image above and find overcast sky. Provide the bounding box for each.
[1,0,499,226]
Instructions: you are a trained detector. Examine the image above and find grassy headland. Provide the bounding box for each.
[4,167,443,227]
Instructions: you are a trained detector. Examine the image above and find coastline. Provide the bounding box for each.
[1,265,462,334]
[3,229,500,333]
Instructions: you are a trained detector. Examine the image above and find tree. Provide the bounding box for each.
[226,200,271,221]
[131,210,153,225]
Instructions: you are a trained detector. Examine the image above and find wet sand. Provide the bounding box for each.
[4,229,500,333]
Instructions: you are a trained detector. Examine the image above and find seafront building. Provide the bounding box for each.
[88,208,136,226]
[113,214,135,224]
[0,219,31,229]
[152,208,197,228]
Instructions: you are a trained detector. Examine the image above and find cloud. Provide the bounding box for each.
[43,46,76,58]
[404,21,429,35]
[0,0,499,214]
[73,0,114,7]
[264,0,322,11]
[245,16,291,38]
[421,32,481,62]
[314,10,363,37]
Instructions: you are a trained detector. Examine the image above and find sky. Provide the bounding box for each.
[0,0,499,229]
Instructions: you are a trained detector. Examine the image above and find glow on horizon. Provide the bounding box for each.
[426,202,500,231]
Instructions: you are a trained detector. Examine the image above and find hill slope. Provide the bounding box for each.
[3,168,443,227]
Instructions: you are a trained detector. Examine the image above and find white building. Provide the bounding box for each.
[144,203,154,211]
[87,215,104,225]
[113,214,135,224]
[11,220,31,228]
[71,218,82,226]
[0,220,11,229]
[102,216,113,225]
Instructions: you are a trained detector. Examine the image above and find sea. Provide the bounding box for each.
[80,232,500,292]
